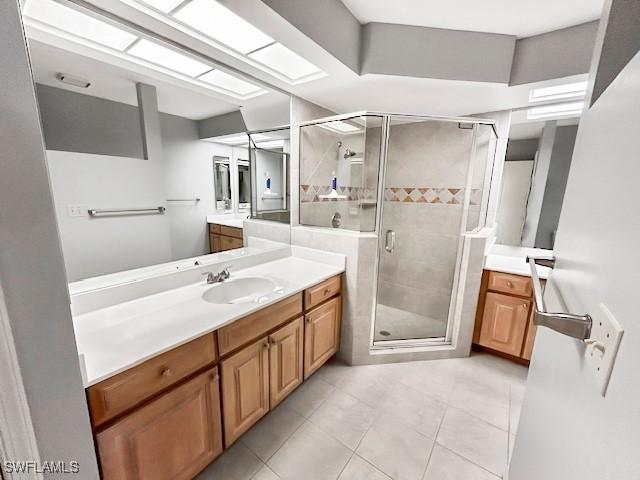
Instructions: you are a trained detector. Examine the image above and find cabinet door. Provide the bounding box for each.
[304,296,341,379]
[219,235,243,251]
[479,292,530,357]
[221,337,270,447]
[522,307,537,360]
[269,317,304,407]
[96,367,223,480]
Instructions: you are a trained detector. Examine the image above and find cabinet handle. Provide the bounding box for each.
[523,303,528,309]
[324,288,331,295]
[210,373,219,382]
[507,281,514,288]
[263,340,270,350]
[160,367,172,378]
[306,316,312,324]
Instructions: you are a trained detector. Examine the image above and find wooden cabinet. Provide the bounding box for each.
[87,333,217,428]
[96,367,223,480]
[304,275,342,310]
[478,293,531,357]
[304,296,341,379]
[474,270,543,362]
[220,337,270,447]
[209,223,243,253]
[269,317,304,408]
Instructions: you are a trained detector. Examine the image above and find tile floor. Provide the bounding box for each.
[197,353,527,480]
[373,304,447,342]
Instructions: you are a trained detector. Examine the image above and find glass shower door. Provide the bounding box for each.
[373,117,477,344]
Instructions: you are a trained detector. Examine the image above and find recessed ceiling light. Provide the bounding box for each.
[318,121,362,134]
[128,39,212,77]
[248,43,322,81]
[137,0,184,13]
[198,70,263,96]
[173,0,274,54]
[529,81,588,103]
[527,101,584,120]
[24,0,137,51]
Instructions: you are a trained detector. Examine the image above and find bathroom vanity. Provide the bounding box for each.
[208,220,244,253]
[71,246,344,480]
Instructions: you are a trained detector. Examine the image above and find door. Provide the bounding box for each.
[269,317,304,407]
[372,117,495,344]
[509,43,640,479]
[96,367,223,480]
[478,292,530,356]
[304,296,341,378]
[220,337,270,446]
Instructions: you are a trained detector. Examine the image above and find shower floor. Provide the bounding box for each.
[374,304,448,342]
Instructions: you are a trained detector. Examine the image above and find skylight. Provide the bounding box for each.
[215,133,270,145]
[128,39,212,77]
[319,121,362,134]
[138,0,184,13]
[527,101,585,120]
[198,70,264,96]
[529,81,588,103]
[249,43,322,81]
[173,0,274,54]
[24,0,137,51]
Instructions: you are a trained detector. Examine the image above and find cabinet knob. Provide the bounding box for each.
[160,367,172,378]
[210,373,219,382]
[263,340,270,350]
[523,303,528,309]
[324,288,331,295]
[507,281,514,288]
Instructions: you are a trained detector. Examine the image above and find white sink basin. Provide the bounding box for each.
[202,276,279,304]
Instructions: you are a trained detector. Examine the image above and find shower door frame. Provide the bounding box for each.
[369,114,496,350]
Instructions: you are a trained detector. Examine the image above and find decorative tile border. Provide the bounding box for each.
[300,185,481,205]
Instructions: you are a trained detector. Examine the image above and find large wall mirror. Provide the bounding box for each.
[21,0,291,287]
[497,106,581,250]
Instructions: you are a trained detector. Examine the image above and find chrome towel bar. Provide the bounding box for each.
[166,198,200,202]
[527,256,592,340]
[88,206,166,217]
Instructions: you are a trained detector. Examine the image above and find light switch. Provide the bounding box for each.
[585,303,624,396]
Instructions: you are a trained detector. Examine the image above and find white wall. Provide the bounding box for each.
[510,50,640,480]
[46,150,173,282]
[496,160,534,245]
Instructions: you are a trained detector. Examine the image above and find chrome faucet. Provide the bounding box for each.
[203,267,231,284]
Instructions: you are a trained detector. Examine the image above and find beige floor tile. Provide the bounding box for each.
[423,444,499,480]
[337,366,396,408]
[267,421,352,480]
[281,375,335,418]
[316,359,352,386]
[436,408,508,477]
[449,376,509,431]
[196,441,263,480]
[357,413,434,480]
[310,389,377,449]
[397,361,456,403]
[242,404,305,461]
[338,455,392,480]
[251,465,279,480]
[378,383,446,440]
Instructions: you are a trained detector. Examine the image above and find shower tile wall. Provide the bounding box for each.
[377,121,475,339]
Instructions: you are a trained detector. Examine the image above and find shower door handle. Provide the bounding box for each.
[385,230,396,253]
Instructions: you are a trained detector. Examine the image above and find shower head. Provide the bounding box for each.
[337,141,357,159]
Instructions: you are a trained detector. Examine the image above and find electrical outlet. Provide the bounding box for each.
[67,205,87,217]
[585,303,624,396]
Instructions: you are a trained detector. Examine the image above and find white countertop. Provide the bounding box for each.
[74,255,344,387]
[484,244,553,279]
[207,215,245,228]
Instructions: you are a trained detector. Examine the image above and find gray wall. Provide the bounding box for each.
[506,138,539,161]
[534,124,577,249]
[197,109,247,139]
[588,0,640,105]
[0,1,99,476]
[36,83,144,158]
[510,21,599,85]
[361,23,515,83]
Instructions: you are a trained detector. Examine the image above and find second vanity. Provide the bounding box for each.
[71,243,345,480]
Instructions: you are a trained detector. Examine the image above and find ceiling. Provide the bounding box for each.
[341,0,605,37]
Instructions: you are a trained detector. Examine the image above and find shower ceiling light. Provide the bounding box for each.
[527,101,585,120]
[128,39,212,77]
[173,0,274,54]
[248,43,322,81]
[24,0,138,51]
[198,70,264,96]
[529,81,588,103]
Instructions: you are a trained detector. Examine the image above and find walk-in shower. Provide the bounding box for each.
[299,112,497,348]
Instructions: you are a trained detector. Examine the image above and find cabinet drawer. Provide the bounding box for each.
[87,334,217,428]
[220,225,243,239]
[97,367,223,480]
[209,223,222,234]
[217,293,303,356]
[219,235,243,251]
[304,275,341,310]
[488,271,532,297]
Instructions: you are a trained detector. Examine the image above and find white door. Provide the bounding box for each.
[509,52,640,479]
